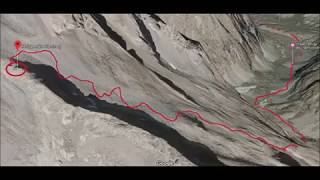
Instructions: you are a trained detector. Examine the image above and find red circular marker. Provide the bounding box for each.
[14,39,22,51]
[5,61,28,77]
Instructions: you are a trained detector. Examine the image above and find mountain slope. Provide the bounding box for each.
[1,14,318,166]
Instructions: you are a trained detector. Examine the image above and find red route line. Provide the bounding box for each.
[253,27,306,142]
[289,33,300,42]
[3,34,306,152]
[252,22,306,141]
[254,64,306,142]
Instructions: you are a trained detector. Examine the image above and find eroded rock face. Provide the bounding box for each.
[1,14,319,166]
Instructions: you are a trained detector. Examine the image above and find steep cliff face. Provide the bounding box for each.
[95,14,267,86]
[156,14,267,85]
[1,14,318,166]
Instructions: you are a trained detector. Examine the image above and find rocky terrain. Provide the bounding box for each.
[1,14,319,166]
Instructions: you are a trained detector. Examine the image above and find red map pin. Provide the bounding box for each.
[14,39,22,51]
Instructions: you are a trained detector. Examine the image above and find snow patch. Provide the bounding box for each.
[235,85,257,94]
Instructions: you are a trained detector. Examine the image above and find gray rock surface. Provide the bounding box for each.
[1,14,319,166]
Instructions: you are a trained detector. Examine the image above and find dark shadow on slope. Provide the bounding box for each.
[91,14,144,65]
[150,69,201,107]
[23,61,226,166]
[273,152,301,166]
[179,32,202,48]
[183,114,208,131]
[149,14,166,25]
[132,14,161,60]
[91,14,127,49]
[127,49,144,65]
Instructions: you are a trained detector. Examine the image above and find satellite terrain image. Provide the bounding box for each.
[0,14,319,166]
